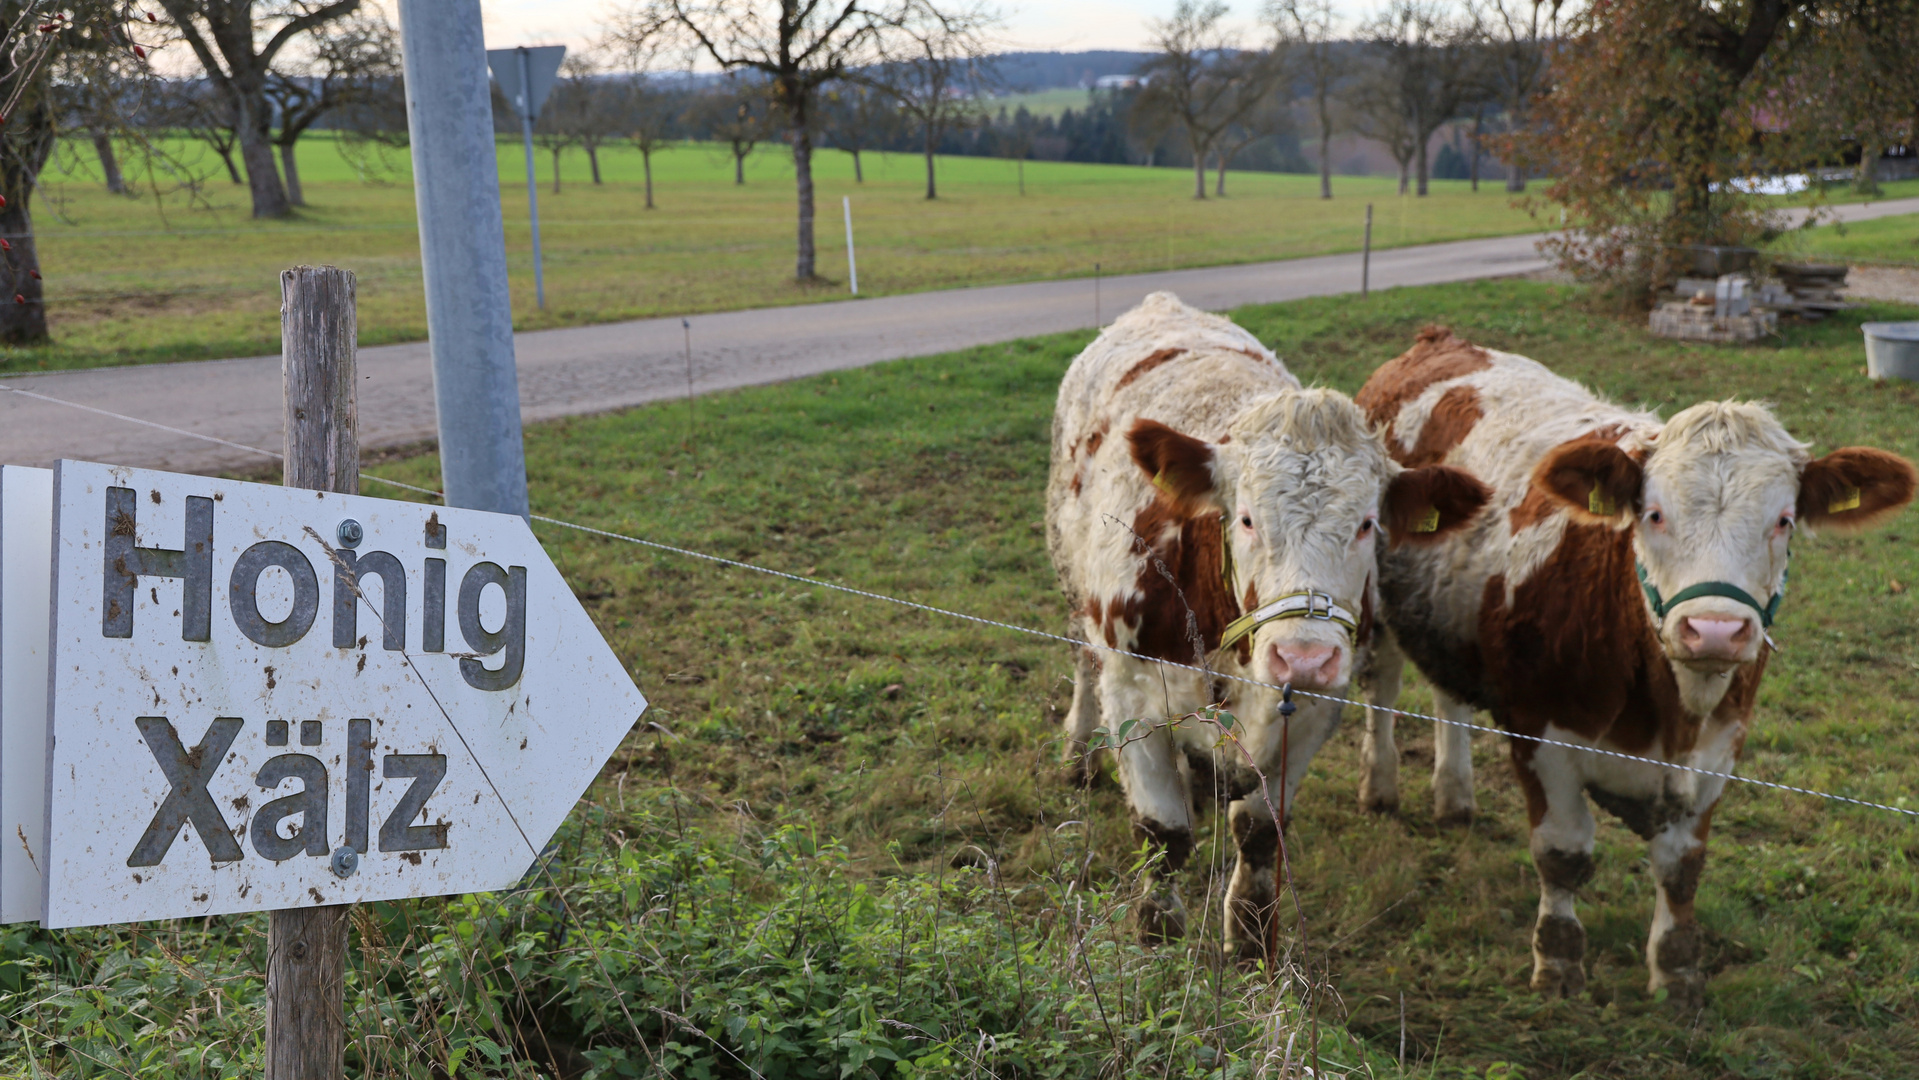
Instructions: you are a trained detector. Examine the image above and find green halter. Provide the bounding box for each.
[1636,560,1787,629]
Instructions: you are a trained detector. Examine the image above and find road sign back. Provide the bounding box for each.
[0,466,52,924]
[486,45,566,121]
[41,461,646,928]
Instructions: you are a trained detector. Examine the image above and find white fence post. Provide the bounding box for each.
[843,196,859,296]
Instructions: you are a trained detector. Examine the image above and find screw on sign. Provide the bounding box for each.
[32,460,646,928]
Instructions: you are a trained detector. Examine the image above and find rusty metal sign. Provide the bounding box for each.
[0,466,51,923]
[40,460,647,928]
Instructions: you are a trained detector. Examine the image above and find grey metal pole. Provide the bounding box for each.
[518,47,546,310]
[396,0,530,519]
[1362,203,1373,298]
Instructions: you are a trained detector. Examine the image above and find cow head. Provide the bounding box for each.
[1130,389,1489,693]
[1535,401,1915,713]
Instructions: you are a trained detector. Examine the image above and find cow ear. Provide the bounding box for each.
[1127,418,1219,515]
[1799,447,1916,531]
[1383,465,1490,546]
[1533,437,1642,525]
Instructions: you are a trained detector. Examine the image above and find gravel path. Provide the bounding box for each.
[4,195,1917,476]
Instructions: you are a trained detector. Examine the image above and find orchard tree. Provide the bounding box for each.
[610,0,995,281]
[872,5,995,200]
[156,0,361,218]
[1138,0,1286,200]
[265,6,398,205]
[1270,0,1346,199]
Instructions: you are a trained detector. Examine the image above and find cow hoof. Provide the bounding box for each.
[1530,958,1587,999]
[1357,783,1399,815]
[1652,970,1706,1012]
[1433,803,1476,828]
[1135,889,1187,944]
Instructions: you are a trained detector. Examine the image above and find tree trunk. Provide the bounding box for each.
[280,140,304,206]
[851,148,863,183]
[924,123,937,199]
[1469,111,1483,192]
[1415,132,1430,196]
[1191,136,1207,199]
[735,147,745,184]
[1318,95,1333,200]
[550,145,562,193]
[235,96,289,219]
[1855,141,1880,195]
[793,121,817,280]
[587,144,602,185]
[0,102,53,344]
[93,133,126,194]
[643,148,655,209]
[218,142,242,184]
[1214,149,1228,197]
[1398,155,1410,195]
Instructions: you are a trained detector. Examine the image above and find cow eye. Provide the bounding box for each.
[1646,510,1664,526]
[1778,515,1794,530]
[1240,515,1252,528]
[1357,518,1374,537]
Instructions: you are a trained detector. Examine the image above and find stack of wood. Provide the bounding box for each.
[1771,263,1850,320]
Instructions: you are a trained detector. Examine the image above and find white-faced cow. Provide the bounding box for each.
[1047,294,1489,958]
[1357,327,1916,1006]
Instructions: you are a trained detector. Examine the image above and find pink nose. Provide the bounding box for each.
[1679,617,1752,659]
[1267,642,1343,691]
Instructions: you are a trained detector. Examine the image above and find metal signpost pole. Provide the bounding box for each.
[396,0,530,519]
[266,264,358,1079]
[518,47,546,310]
[1362,203,1374,298]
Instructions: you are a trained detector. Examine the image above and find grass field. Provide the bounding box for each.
[1779,204,1919,267]
[9,278,1914,1077]
[986,88,1103,120]
[3,133,1549,373]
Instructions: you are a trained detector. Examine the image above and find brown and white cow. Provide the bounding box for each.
[1357,327,1916,1006]
[1047,294,1488,958]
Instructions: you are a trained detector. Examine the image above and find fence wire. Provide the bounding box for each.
[4,379,1914,822]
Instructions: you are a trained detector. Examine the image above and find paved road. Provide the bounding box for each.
[4,195,1916,476]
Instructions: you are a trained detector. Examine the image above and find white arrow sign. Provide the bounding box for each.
[40,460,646,928]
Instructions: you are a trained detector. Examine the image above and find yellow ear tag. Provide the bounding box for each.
[1413,506,1441,533]
[1588,484,1617,517]
[1829,486,1861,514]
[1152,469,1174,494]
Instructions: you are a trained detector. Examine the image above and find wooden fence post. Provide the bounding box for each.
[268,264,358,1078]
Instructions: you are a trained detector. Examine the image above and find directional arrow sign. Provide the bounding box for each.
[486,45,565,121]
[0,466,52,924]
[40,460,646,928]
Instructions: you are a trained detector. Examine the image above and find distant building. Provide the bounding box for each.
[1091,74,1140,90]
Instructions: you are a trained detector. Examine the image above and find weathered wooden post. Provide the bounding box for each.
[1362,203,1373,298]
[268,264,358,1078]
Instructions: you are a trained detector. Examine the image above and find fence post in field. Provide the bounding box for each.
[1362,203,1373,298]
[843,196,858,296]
[267,264,358,1079]
[397,0,531,519]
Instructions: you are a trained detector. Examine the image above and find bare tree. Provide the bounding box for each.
[1479,0,1557,193]
[157,0,362,218]
[610,0,963,282]
[1358,0,1482,196]
[820,78,891,182]
[163,78,244,183]
[687,73,771,184]
[264,5,398,205]
[1270,0,1344,199]
[1138,0,1284,200]
[872,6,994,199]
[546,53,623,185]
[1344,53,1419,192]
[1212,91,1293,195]
[619,74,679,207]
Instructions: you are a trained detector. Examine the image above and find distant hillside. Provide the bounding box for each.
[984,51,1156,90]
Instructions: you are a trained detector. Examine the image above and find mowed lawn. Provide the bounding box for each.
[350,279,1919,1076]
[7,133,1547,372]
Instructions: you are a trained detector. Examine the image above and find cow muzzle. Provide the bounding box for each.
[1666,609,1759,668]
[1264,640,1346,692]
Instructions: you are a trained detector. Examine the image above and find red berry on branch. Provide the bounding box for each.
[133,45,146,58]
[0,195,9,208]
[2,239,13,251]
[147,11,158,20]
[29,269,39,280]
[13,295,23,305]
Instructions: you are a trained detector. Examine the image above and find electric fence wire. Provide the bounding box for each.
[3,379,1914,822]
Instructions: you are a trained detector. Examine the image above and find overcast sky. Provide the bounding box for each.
[480,0,1304,56]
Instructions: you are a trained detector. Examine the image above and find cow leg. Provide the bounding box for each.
[1358,632,1403,814]
[1646,808,1713,1009]
[1517,744,1596,998]
[1105,663,1197,944]
[1430,687,1478,826]
[1060,628,1105,786]
[1223,783,1281,964]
